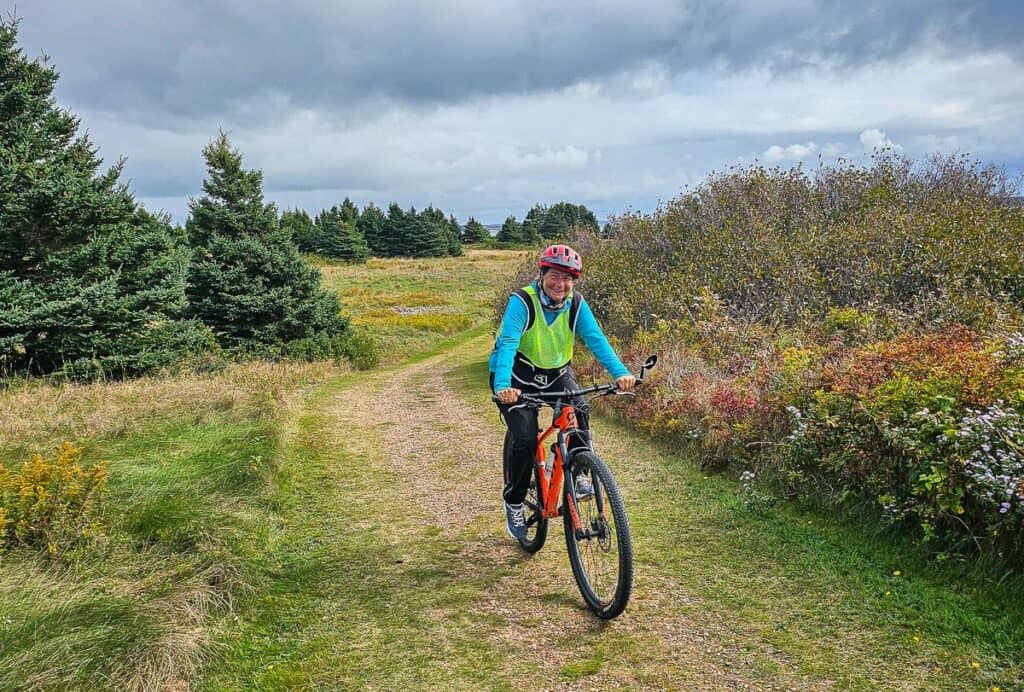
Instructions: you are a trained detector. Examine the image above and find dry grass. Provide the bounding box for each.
[0,359,344,455]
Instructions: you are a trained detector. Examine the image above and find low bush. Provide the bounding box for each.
[0,442,108,556]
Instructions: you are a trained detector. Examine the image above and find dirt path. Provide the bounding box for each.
[319,335,817,690]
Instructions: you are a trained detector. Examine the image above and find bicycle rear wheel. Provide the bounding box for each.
[563,450,633,619]
[519,464,548,553]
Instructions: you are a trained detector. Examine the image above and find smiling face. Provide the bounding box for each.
[540,268,575,303]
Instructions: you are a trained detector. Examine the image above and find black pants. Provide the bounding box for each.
[491,364,590,505]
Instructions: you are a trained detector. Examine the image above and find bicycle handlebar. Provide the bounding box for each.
[491,354,657,407]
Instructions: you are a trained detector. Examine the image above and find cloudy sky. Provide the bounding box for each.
[12,1,1024,224]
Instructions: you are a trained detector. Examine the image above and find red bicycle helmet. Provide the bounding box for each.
[539,244,582,277]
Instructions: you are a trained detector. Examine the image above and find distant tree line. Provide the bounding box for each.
[280,200,600,262]
[495,202,599,244]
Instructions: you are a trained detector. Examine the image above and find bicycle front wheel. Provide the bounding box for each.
[563,450,633,619]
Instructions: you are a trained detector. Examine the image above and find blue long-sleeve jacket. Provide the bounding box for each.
[489,283,629,393]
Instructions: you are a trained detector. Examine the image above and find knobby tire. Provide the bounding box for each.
[563,450,633,619]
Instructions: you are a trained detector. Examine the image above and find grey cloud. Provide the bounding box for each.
[14,0,1023,129]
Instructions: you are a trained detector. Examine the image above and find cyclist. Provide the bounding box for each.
[490,243,635,541]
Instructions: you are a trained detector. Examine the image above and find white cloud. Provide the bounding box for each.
[763,142,817,162]
[859,128,902,151]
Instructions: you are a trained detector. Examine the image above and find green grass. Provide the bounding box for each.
[316,248,529,362]
[0,415,280,689]
[0,250,527,689]
[197,356,513,689]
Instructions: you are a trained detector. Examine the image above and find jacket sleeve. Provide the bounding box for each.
[575,296,630,379]
[491,294,529,392]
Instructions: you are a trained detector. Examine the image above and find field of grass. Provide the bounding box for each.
[0,360,338,689]
[315,249,531,362]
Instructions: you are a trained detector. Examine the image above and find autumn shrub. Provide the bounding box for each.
[0,442,108,556]
[584,152,1024,335]
[768,329,1024,561]
[558,153,1024,563]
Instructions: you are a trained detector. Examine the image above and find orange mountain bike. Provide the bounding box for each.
[497,355,657,619]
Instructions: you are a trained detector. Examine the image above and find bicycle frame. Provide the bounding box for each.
[533,401,586,529]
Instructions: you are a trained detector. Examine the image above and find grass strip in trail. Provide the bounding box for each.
[448,355,1024,690]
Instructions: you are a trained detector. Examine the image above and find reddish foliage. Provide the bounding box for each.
[824,325,1001,404]
[709,385,758,423]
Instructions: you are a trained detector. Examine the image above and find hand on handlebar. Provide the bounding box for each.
[495,387,522,405]
[615,374,637,392]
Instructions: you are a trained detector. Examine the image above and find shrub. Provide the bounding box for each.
[584,153,1024,335]
[779,333,1024,561]
[0,442,108,556]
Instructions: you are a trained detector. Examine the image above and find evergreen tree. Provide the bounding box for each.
[446,214,463,256]
[543,202,599,238]
[339,197,360,226]
[185,132,346,349]
[540,211,569,239]
[399,212,432,257]
[281,208,320,252]
[415,206,452,257]
[497,215,522,243]
[316,205,370,262]
[522,204,547,243]
[0,19,213,379]
[461,216,490,244]
[382,203,406,256]
[357,203,386,255]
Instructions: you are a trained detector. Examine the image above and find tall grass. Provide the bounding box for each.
[0,359,342,690]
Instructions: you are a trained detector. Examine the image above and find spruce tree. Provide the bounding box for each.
[497,215,522,243]
[0,19,213,379]
[339,197,360,226]
[446,214,463,256]
[357,203,386,255]
[414,206,452,257]
[543,202,599,238]
[185,132,346,349]
[316,205,370,262]
[522,204,546,243]
[461,216,490,244]
[281,208,320,252]
[540,211,569,239]
[382,203,406,256]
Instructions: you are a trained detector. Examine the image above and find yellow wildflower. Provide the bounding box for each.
[893,570,901,576]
